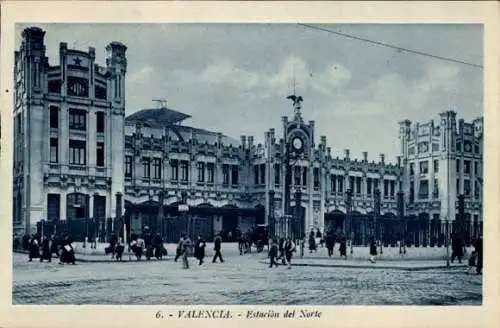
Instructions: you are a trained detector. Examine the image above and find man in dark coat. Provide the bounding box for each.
[153,233,164,260]
[107,233,118,259]
[474,236,483,274]
[212,234,224,263]
[339,236,347,259]
[40,235,52,262]
[268,238,279,268]
[308,230,317,253]
[194,235,206,265]
[451,234,464,264]
[28,234,40,261]
[326,232,335,257]
[369,238,377,263]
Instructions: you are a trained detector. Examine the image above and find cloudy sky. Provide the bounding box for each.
[16,23,483,162]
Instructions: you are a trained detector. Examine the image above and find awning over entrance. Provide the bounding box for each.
[125,201,265,217]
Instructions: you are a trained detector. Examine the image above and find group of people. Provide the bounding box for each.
[174,233,224,269]
[268,237,297,269]
[105,226,168,261]
[16,232,77,265]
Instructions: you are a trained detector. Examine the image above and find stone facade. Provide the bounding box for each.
[12,27,126,235]
[13,27,483,246]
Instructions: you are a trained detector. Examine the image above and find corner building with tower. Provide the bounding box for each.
[13,27,483,246]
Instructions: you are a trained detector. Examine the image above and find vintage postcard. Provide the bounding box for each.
[1,1,499,328]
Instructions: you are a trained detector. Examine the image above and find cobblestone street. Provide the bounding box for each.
[12,252,482,305]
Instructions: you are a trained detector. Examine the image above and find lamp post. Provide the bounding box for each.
[345,188,353,255]
[374,188,382,254]
[179,191,189,237]
[397,191,406,255]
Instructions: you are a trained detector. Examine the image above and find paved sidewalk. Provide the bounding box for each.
[261,258,468,271]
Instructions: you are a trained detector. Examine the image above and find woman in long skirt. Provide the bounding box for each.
[59,235,76,265]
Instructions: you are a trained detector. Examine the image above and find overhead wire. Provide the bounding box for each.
[297,23,483,69]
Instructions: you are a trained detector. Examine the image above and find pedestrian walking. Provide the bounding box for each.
[325,231,335,257]
[153,233,164,260]
[182,236,193,269]
[451,234,464,264]
[474,236,483,275]
[143,226,153,261]
[212,234,224,263]
[174,236,184,262]
[339,236,347,259]
[284,238,296,269]
[106,233,118,259]
[278,237,286,264]
[369,238,377,263]
[194,235,206,265]
[115,237,124,261]
[28,234,40,262]
[39,235,52,262]
[268,238,279,268]
[308,230,317,253]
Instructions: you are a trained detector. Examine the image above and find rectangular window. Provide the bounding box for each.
[223,164,230,185]
[464,160,471,175]
[349,176,354,191]
[356,177,361,194]
[170,159,179,181]
[274,164,280,185]
[433,160,439,173]
[231,165,239,186]
[464,179,471,197]
[456,179,460,193]
[302,167,307,186]
[69,140,86,165]
[410,163,415,176]
[254,165,259,185]
[260,164,266,185]
[313,168,320,189]
[197,162,205,183]
[474,181,480,200]
[95,85,107,100]
[49,106,59,129]
[142,157,151,179]
[433,179,439,198]
[50,138,58,163]
[207,163,215,183]
[96,112,105,133]
[409,181,415,203]
[384,180,389,197]
[47,194,60,221]
[419,180,429,199]
[69,108,86,131]
[125,156,132,177]
[153,158,162,180]
[474,161,480,176]
[367,178,372,195]
[96,142,104,167]
[331,175,336,192]
[338,177,344,193]
[180,160,189,181]
[294,166,301,186]
[419,161,429,174]
[390,180,395,197]
[474,143,480,154]
[374,179,379,193]
[456,159,461,174]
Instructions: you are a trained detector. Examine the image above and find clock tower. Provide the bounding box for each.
[282,93,316,237]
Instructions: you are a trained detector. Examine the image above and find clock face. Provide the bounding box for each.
[292,137,303,150]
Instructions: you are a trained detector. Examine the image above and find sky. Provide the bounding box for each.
[15,23,483,163]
